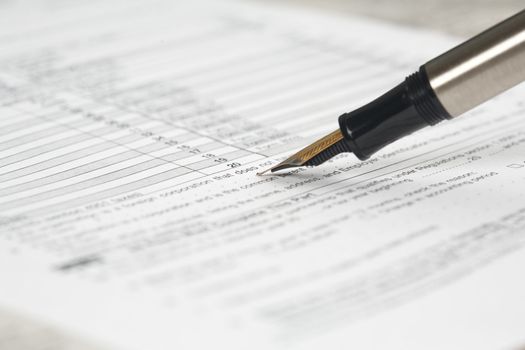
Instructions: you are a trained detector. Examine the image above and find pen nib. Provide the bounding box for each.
[257,129,352,175]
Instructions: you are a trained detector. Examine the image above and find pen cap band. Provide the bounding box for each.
[339,67,450,160]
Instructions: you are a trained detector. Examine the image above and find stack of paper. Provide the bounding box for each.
[0,1,524,349]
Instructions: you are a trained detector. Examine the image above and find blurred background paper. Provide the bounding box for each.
[262,0,523,36]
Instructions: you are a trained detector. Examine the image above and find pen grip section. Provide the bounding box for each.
[338,67,451,160]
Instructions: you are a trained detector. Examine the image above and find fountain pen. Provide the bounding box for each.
[259,9,525,175]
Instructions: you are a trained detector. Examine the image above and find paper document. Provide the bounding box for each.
[0,1,524,350]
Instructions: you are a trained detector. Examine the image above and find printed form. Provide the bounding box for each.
[0,1,524,350]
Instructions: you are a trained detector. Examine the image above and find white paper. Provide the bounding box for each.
[0,1,524,350]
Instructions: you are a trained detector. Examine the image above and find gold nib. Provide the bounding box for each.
[257,129,345,175]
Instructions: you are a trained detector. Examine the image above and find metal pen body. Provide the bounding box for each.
[425,9,525,117]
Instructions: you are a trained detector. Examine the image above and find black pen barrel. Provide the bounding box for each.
[338,66,450,160]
